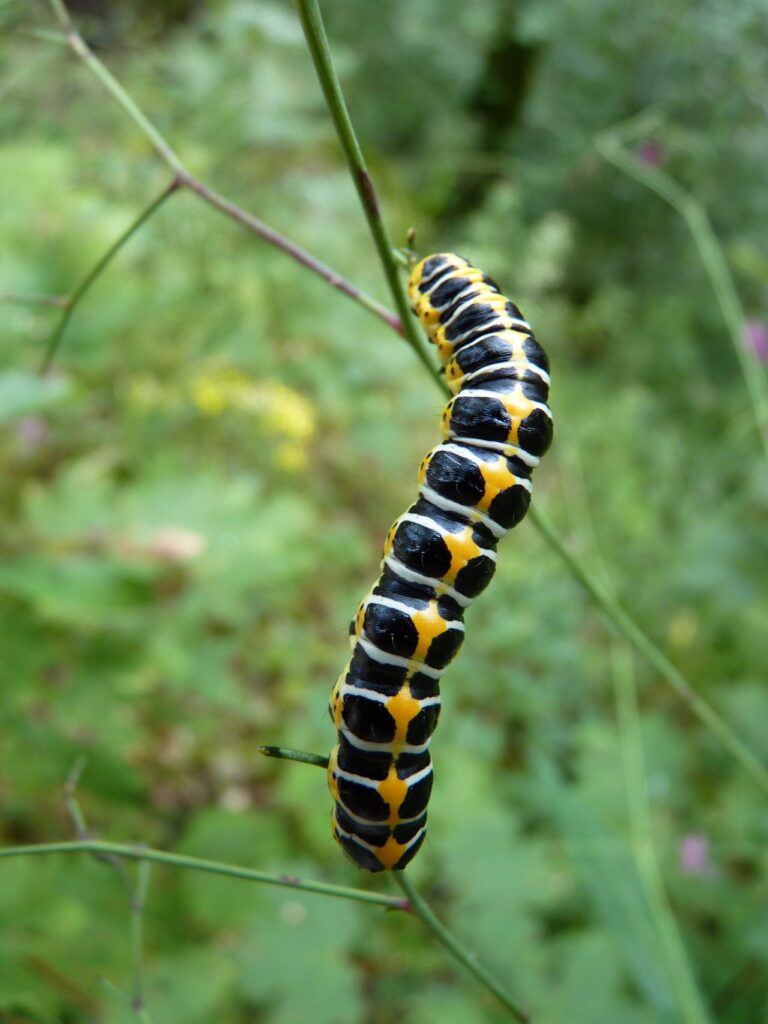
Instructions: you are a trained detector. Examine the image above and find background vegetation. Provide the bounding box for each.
[2,0,767,1021]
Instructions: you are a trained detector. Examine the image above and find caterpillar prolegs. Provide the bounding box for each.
[328,253,553,871]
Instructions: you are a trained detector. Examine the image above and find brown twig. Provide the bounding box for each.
[180,175,402,333]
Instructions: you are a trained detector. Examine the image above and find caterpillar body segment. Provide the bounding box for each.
[328,253,553,870]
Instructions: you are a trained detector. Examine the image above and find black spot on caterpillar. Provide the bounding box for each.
[328,253,553,871]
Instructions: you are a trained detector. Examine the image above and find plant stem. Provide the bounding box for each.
[293,0,441,387]
[63,756,131,888]
[394,874,530,1022]
[43,0,400,339]
[46,0,186,176]
[0,841,408,910]
[611,644,711,1024]
[259,745,329,768]
[182,177,401,333]
[529,504,768,796]
[597,130,768,461]
[40,180,179,374]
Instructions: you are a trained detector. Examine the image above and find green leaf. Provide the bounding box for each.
[177,808,295,929]
[235,881,363,1024]
[529,758,677,1019]
[142,947,237,1023]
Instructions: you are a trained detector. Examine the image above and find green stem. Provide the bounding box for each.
[46,0,186,176]
[611,644,711,1024]
[0,841,408,910]
[597,130,768,461]
[394,874,530,1022]
[293,0,442,389]
[63,755,90,840]
[529,505,768,795]
[63,756,132,890]
[259,745,330,769]
[40,180,178,374]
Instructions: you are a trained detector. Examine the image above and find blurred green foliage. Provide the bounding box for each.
[1,0,768,1021]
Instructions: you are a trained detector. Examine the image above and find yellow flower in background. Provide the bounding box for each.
[187,363,316,470]
[250,382,316,443]
[189,366,251,416]
[189,377,228,416]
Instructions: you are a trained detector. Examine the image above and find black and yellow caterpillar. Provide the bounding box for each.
[328,253,553,871]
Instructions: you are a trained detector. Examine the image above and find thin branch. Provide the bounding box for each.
[612,644,711,1024]
[181,177,402,333]
[46,0,186,176]
[0,840,407,909]
[42,0,401,339]
[259,745,329,769]
[63,756,131,888]
[596,127,768,462]
[63,756,90,838]
[293,0,439,383]
[40,179,179,374]
[394,874,530,1022]
[529,504,768,796]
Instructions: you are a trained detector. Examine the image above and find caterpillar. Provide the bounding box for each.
[327,253,553,871]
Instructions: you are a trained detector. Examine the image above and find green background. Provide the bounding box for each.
[1,0,767,1021]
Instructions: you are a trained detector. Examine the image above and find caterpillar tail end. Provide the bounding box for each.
[331,804,427,872]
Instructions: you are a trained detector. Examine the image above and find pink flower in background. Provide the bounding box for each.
[635,140,664,166]
[744,319,768,362]
[679,834,713,876]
